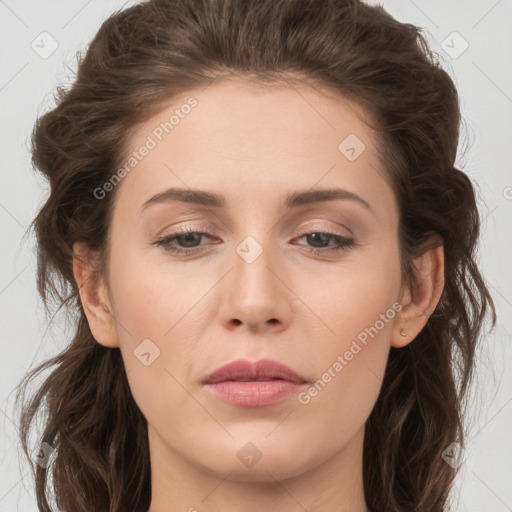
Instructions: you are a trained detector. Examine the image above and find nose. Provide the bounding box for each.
[217,236,293,333]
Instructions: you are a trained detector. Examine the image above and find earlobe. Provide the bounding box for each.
[391,244,445,348]
[72,241,119,348]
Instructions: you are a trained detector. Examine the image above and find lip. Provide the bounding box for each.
[202,358,307,385]
[202,358,308,408]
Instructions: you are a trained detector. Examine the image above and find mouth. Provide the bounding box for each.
[221,377,289,382]
[202,358,308,385]
[202,359,308,407]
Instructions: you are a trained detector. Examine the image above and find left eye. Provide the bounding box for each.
[296,232,349,249]
[293,231,355,255]
[153,229,355,255]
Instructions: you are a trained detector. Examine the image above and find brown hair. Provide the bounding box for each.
[14,0,496,510]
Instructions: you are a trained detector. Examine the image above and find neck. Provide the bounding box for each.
[147,426,369,512]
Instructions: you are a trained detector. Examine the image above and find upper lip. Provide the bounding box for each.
[202,358,308,385]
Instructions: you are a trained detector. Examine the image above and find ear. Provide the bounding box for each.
[72,241,119,348]
[391,243,444,348]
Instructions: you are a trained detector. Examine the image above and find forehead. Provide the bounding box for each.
[110,78,396,224]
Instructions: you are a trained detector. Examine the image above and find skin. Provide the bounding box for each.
[73,77,444,512]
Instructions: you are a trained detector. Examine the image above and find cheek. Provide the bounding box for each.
[297,306,391,443]
[107,250,205,385]
[110,256,202,421]
[108,247,195,342]
[294,240,400,418]
[293,236,401,342]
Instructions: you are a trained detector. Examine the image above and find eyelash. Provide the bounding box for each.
[153,225,355,256]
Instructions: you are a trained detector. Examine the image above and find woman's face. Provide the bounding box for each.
[90,78,406,483]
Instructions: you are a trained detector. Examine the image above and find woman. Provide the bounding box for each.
[15,0,496,510]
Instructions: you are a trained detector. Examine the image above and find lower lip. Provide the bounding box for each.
[204,380,306,407]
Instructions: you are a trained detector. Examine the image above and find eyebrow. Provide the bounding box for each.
[139,187,374,215]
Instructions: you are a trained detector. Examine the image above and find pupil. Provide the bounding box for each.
[308,233,327,248]
[179,233,200,247]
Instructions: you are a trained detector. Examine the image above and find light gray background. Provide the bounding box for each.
[1,1,511,510]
